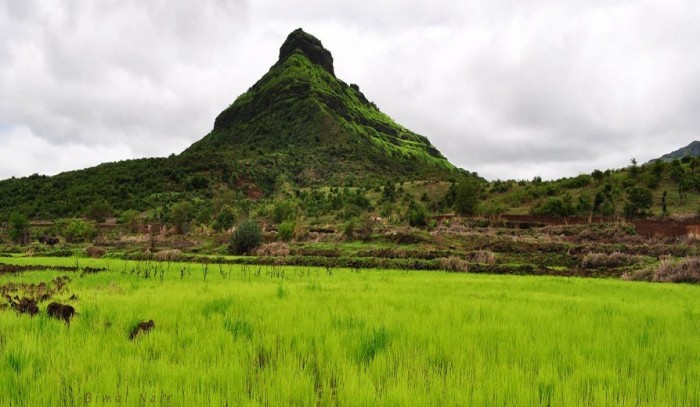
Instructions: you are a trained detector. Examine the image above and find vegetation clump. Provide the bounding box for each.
[229,219,263,255]
[652,257,700,283]
[438,256,469,272]
[582,252,644,269]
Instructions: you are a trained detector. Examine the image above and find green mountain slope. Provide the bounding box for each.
[653,141,700,162]
[0,29,462,219]
[184,28,458,185]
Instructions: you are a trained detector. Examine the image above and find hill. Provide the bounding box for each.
[184,29,460,185]
[652,141,700,162]
[0,29,464,220]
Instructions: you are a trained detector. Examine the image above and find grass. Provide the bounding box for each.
[1,257,699,405]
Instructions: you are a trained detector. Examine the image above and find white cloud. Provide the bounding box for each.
[1,0,700,181]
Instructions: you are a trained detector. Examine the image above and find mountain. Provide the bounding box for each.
[652,141,700,162]
[0,29,463,219]
[183,28,459,185]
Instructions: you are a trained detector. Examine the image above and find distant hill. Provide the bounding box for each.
[0,29,465,219]
[651,141,700,163]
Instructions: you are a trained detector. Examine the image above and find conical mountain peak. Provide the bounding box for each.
[278,28,335,76]
[186,29,460,186]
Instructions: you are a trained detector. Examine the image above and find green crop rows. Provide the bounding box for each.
[1,257,698,406]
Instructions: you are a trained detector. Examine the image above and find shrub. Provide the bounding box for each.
[229,219,262,255]
[214,206,236,232]
[85,200,113,223]
[622,268,655,282]
[343,219,356,240]
[454,178,481,216]
[154,249,182,261]
[118,210,141,233]
[8,212,29,244]
[471,250,496,265]
[255,242,290,256]
[272,201,296,224]
[85,246,106,258]
[582,252,643,269]
[652,258,700,283]
[624,186,654,219]
[439,256,469,272]
[61,219,98,243]
[408,202,428,227]
[169,201,194,234]
[355,214,375,241]
[278,221,295,242]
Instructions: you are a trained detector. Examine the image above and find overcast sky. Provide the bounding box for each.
[1,0,699,181]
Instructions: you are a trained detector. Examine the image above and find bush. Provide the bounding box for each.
[624,186,654,219]
[454,178,481,216]
[85,200,113,223]
[61,219,98,243]
[439,256,469,272]
[85,246,106,258]
[624,187,654,218]
[8,212,29,244]
[652,258,700,283]
[408,202,428,227]
[471,250,496,265]
[582,252,643,269]
[272,201,296,224]
[169,201,194,234]
[214,206,236,232]
[355,214,375,241]
[255,242,290,256]
[343,219,356,240]
[229,219,262,255]
[154,249,182,261]
[118,210,141,233]
[278,221,295,242]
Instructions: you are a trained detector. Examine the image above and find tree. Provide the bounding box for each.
[629,158,638,178]
[119,209,141,233]
[662,191,668,217]
[408,201,428,227]
[624,186,653,218]
[381,181,396,202]
[454,178,481,216]
[8,212,29,244]
[214,206,236,232]
[85,200,113,223]
[272,200,296,224]
[61,219,98,243]
[591,169,604,182]
[169,201,194,234]
[229,219,262,254]
[670,160,685,183]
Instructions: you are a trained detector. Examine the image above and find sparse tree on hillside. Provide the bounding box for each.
[169,201,194,234]
[8,212,29,244]
[624,186,654,218]
[214,206,236,232]
[86,200,114,223]
[454,178,481,216]
[229,219,262,254]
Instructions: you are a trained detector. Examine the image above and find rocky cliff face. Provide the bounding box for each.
[278,28,335,76]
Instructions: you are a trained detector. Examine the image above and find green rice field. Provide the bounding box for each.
[1,257,699,406]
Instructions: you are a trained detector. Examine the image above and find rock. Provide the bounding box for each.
[278,28,335,76]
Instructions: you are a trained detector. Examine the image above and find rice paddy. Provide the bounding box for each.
[1,257,698,406]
